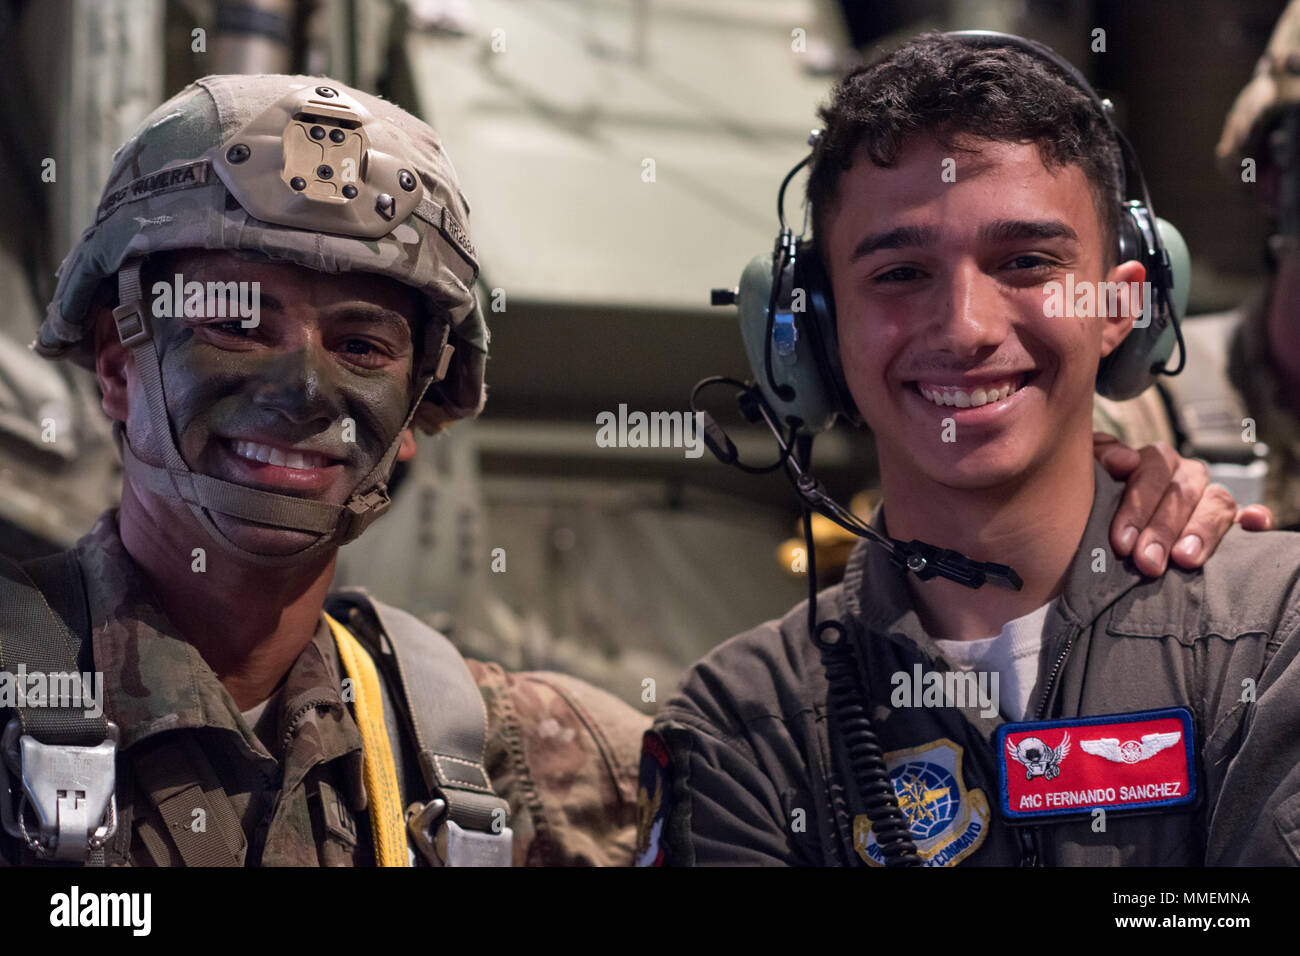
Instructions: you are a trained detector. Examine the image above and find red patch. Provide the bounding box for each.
[996,708,1196,821]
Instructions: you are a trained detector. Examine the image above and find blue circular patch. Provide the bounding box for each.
[890,760,960,840]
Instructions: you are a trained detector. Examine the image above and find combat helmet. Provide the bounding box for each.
[35,75,488,565]
[1217,0,1300,179]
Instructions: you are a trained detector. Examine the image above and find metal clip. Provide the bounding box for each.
[406,797,447,866]
[0,719,119,861]
[405,796,513,867]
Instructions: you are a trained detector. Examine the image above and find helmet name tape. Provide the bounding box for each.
[95,160,211,225]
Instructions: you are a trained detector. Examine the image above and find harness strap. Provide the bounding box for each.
[0,552,114,862]
[325,613,408,867]
[131,734,246,867]
[325,589,513,865]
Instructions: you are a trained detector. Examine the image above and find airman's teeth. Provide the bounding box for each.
[231,440,329,470]
[917,380,1019,408]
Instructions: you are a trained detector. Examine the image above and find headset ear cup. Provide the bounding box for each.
[1096,205,1183,400]
[794,244,863,426]
[1116,213,1140,267]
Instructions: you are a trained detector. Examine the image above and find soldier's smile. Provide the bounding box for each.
[212,435,348,494]
[127,249,422,555]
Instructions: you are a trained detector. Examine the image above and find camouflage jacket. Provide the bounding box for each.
[1,511,647,866]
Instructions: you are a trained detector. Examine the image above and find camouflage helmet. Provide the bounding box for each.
[36,73,487,434]
[1217,0,1300,179]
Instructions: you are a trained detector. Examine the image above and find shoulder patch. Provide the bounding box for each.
[635,730,671,866]
[855,737,990,867]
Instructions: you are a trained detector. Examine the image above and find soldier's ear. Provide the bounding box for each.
[396,427,417,462]
[93,304,132,423]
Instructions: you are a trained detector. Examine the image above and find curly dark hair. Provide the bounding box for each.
[807,33,1125,267]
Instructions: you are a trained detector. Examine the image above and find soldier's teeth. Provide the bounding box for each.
[232,440,328,470]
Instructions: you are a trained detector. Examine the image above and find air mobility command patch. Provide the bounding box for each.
[854,737,990,866]
[635,730,671,866]
[996,707,1196,821]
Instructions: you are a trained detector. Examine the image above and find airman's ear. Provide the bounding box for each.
[1099,259,1147,359]
[92,304,132,423]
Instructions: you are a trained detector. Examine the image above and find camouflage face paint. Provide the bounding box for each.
[127,250,418,513]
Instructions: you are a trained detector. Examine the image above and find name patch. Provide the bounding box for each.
[996,707,1196,821]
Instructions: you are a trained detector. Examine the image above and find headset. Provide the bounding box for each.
[719,30,1191,440]
[695,30,1194,867]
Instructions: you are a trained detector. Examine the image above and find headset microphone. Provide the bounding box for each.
[691,377,1023,591]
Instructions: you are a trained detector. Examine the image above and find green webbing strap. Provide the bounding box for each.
[0,552,110,864]
[130,734,246,867]
[23,551,92,671]
[119,437,340,534]
[0,555,106,746]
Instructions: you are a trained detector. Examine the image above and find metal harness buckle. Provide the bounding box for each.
[0,718,119,861]
[406,797,513,867]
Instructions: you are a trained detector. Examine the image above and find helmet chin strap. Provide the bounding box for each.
[110,258,453,568]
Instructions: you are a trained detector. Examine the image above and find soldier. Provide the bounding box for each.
[0,74,647,866]
[1095,0,1300,531]
[638,32,1300,867]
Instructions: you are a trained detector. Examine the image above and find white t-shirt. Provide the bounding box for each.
[933,601,1053,722]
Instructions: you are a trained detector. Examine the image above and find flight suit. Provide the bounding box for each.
[639,463,1300,865]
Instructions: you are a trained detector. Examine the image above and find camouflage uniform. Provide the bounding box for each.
[1,510,646,866]
[3,74,649,866]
